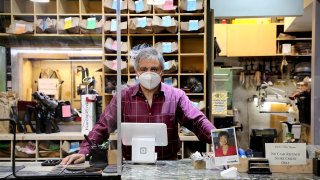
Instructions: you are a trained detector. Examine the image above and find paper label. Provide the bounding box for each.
[163,61,170,70]
[110,19,117,31]
[164,0,174,10]
[135,0,144,13]
[64,17,72,29]
[188,20,199,31]
[62,105,72,118]
[137,17,147,28]
[38,78,59,95]
[162,42,172,53]
[161,16,172,27]
[87,17,96,29]
[112,0,122,10]
[15,23,26,34]
[187,0,196,11]
[111,41,118,50]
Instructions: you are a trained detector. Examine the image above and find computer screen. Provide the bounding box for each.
[121,122,168,146]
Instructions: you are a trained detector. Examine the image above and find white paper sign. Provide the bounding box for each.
[265,143,306,165]
[38,78,59,95]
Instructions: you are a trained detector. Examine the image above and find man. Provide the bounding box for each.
[61,47,215,165]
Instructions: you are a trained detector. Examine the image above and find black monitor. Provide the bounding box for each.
[250,128,277,157]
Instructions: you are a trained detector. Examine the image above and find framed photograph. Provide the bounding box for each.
[211,127,239,166]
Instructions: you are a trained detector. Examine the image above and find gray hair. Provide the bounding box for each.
[133,47,165,72]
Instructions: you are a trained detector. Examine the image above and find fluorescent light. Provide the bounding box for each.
[30,0,50,3]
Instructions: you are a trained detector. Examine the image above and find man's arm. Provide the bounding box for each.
[61,95,118,165]
[177,91,215,144]
[78,95,118,156]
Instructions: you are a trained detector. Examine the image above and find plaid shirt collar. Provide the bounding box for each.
[131,83,166,97]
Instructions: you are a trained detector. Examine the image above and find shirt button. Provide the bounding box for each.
[149,113,151,115]
[145,100,148,102]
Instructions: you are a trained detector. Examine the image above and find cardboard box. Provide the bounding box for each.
[108,150,117,165]
[231,158,313,173]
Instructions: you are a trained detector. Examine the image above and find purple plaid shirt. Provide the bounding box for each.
[79,83,215,160]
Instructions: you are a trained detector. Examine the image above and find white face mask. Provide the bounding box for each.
[138,72,161,90]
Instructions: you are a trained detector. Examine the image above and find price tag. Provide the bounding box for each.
[147,0,165,5]
[188,20,199,31]
[112,0,122,10]
[161,16,171,27]
[162,42,172,53]
[64,17,72,29]
[187,0,196,11]
[135,0,144,13]
[137,17,147,28]
[15,23,26,34]
[110,19,117,31]
[164,0,174,10]
[87,17,96,29]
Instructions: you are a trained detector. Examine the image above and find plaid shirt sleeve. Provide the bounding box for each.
[79,94,118,155]
[177,91,215,144]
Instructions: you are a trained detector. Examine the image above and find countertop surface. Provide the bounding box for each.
[1,159,319,179]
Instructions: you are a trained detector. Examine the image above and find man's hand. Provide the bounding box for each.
[60,153,86,165]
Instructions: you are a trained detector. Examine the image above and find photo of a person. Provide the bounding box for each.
[214,131,237,157]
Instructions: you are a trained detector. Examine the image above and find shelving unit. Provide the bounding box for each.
[276,24,312,57]
[0,132,200,161]
[0,0,208,160]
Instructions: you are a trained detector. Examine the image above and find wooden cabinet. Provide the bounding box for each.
[214,24,228,56]
[227,24,277,56]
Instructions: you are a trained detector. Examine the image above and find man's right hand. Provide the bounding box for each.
[60,153,86,165]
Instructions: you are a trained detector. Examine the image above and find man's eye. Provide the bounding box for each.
[151,68,159,72]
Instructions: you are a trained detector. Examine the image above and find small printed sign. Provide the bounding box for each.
[212,91,228,115]
[265,143,306,165]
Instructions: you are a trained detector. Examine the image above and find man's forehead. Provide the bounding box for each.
[139,59,160,66]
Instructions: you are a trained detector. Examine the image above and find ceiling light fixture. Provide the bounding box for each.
[30,0,50,3]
